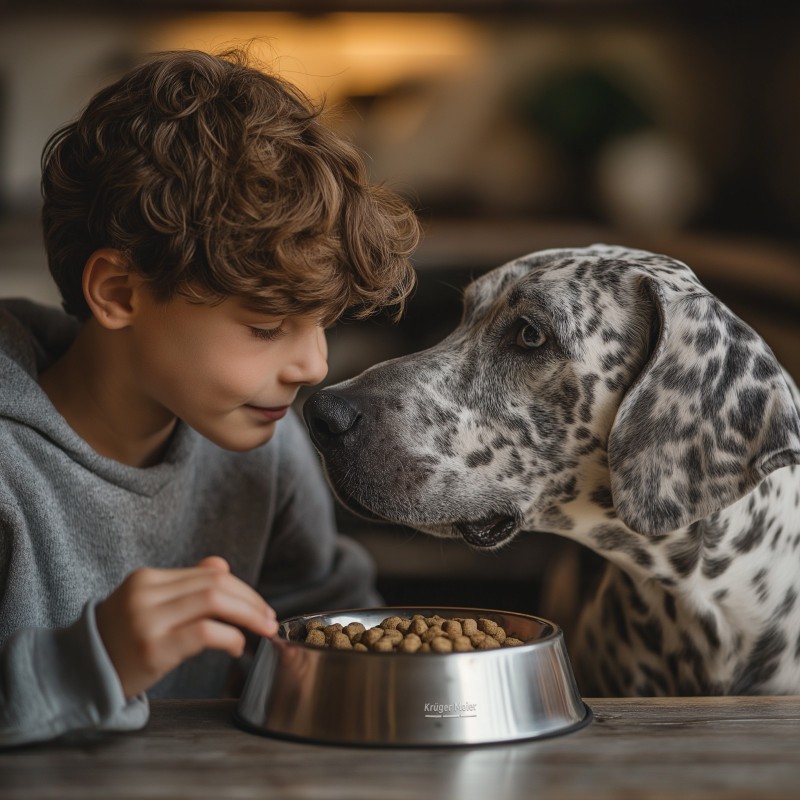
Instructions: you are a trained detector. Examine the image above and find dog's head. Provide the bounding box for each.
[304,245,800,549]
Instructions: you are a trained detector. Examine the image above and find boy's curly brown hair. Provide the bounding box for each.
[41,48,419,325]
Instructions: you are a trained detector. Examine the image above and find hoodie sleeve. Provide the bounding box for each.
[0,598,150,748]
[0,497,148,747]
[255,411,382,618]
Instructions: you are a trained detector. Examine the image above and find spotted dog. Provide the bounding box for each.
[304,245,800,696]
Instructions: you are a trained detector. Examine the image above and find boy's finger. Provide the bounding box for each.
[195,556,230,572]
[144,571,275,621]
[155,585,279,639]
[170,619,248,662]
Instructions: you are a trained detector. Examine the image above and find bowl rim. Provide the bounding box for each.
[275,605,564,657]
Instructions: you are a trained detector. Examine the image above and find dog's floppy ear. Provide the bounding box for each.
[608,276,800,536]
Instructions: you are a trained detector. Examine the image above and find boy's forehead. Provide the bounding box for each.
[235,295,328,325]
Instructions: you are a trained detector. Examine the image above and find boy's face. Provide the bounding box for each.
[128,287,329,451]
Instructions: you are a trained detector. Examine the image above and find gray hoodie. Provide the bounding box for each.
[0,298,378,746]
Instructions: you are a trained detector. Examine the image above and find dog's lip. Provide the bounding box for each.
[455,515,519,549]
[329,484,520,547]
[332,488,390,525]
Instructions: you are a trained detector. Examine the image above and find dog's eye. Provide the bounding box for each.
[515,320,546,349]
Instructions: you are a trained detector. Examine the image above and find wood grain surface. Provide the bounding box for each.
[1,696,799,799]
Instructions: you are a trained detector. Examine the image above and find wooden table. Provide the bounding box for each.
[1,697,798,799]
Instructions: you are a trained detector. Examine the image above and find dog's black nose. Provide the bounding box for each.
[303,390,361,449]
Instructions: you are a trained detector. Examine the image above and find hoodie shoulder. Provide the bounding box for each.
[0,299,79,377]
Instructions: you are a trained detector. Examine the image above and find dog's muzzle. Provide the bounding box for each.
[303,389,361,450]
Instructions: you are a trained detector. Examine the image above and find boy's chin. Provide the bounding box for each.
[200,422,280,452]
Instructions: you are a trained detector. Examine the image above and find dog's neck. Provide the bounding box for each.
[536,459,799,693]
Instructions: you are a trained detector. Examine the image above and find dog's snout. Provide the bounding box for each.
[303,390,361,449]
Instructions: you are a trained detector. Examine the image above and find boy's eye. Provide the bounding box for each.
[249,325,286,342]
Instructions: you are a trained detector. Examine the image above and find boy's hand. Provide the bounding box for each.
[95,556,278,699]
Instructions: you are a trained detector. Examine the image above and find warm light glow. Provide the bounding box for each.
[146,13,485,104]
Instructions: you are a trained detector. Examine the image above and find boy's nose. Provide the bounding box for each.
[284,326,328,386]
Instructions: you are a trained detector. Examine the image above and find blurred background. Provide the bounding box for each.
[1,1,799,619]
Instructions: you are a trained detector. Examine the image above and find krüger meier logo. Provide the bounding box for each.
[423,702,477,718]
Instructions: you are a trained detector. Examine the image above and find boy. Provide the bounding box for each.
[0,49,418,746]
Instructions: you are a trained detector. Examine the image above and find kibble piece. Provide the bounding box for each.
[469,631,486,646]
[398,633,422,653]
[343,622,366,642]
[396,618,412,634]
[503,637,524,647]
[426,615,446,627]
[477,635,500,650]
[330,632,353,650]
[452,635,473,652]
[408,618,428,636]
[323,623,343,643]
[494,627,507,645]
[361,627,385,646]
[380,616,403,630]
[442,619,463,638]
[420,642,431,652]
[372,638,396,652]
[305,629,326,647]
[430,636,454,653]
[354,642,368,652]
[478,618,499,636]
[381,629,403,646]
[421,625,443,643]
[306,620,325,632]
[461,618,478,636]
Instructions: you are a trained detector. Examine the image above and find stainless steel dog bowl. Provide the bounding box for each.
[236,607,591,746]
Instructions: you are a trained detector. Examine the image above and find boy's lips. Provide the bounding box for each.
[245,404,290,421]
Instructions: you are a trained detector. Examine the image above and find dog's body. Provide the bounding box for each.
[304,245,800,696]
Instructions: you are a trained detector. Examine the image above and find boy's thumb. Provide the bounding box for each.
[196,555,230,572]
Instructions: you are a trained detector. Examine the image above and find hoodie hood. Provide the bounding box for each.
[0,298,196,496]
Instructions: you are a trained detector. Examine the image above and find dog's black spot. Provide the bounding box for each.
[752,354,780,380]
[769,525,784,550]
[729,387,769,441]
[589,486,614,508]
[776,587,797,620]
[620,572,649,616]
[631,618,663,656]
[465,447,493,468]
[639,662,670,694]
[601,584,631,646]
[579,374,599,424]
[680,632,708,691]
[666,534,701,578]
[699,612,721,651]
[666,652,680,681]
[731,509,769,554]
[695,325,720,355]
[592,526,654,569]
[731,626,787,693]
[663,592,677,623]
[702,554,731,579]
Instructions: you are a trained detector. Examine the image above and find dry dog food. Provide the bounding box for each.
[302,614,526,653]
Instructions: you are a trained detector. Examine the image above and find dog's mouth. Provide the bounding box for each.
[455,515,519,549]
[329,481,520,549]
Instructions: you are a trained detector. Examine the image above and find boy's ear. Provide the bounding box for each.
[82,249,138,329]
